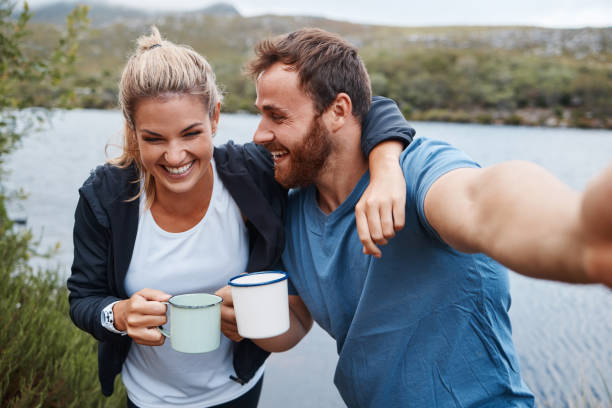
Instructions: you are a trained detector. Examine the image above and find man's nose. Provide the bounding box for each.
[253,121,274,145]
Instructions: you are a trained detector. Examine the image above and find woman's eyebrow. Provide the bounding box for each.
[141,129,163,136]
[140,122,203,136]
[181,123,203,133]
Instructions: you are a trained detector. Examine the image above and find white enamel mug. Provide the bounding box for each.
[228,271,290,339]
[158,293,223,353]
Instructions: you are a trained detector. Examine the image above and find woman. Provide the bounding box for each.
[67,27,413,408]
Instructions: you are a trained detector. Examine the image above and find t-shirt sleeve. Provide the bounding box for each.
[287,278,298,296]
[401,138,480,242]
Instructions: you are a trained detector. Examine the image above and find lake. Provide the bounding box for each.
[7,110,612,407]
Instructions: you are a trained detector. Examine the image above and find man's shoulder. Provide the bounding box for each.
[400,137,478,173]
[401,137,451,162]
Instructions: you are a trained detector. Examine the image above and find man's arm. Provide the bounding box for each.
[217,286,313,351]
[425,160,611,285]
[581,164,612,287]
[253,295,313,352]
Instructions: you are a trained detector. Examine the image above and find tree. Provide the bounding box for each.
[0,2,124,407]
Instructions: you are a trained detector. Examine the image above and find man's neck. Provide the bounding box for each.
[314,125,368,215]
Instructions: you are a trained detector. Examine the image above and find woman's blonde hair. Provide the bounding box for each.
[110,26,222,208]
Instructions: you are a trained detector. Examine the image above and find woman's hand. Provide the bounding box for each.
[215,285,243,342]
[113,288,171,346]
[357,141,406,258]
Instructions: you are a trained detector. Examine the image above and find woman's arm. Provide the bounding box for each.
[360,96,415,156]
[67,194,125,343]
[358,97,415,257]
[357,141,406,257]
[69,193,173,345]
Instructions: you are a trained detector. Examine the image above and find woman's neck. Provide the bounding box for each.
[150,163,214,232]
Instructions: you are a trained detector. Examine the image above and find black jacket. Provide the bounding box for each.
[67,97,415,396]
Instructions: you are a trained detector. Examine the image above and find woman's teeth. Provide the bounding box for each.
[164,162,193,175]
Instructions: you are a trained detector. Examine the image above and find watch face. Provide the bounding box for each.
[102,308,113,325]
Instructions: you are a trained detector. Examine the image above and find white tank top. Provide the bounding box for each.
[121,159,264,408]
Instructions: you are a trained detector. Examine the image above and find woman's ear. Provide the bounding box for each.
[211,101,221,135]
[325,93,352,132]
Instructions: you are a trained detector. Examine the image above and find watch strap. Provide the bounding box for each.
[101,301,127,335]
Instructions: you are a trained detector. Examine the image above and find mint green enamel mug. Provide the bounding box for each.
[159,293,223,353]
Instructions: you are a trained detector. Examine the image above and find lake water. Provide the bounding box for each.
[7,110,611,407]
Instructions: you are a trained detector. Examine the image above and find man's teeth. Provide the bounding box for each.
[271,151,288,159]
[164,162,193,175]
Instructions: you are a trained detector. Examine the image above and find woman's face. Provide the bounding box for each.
[133,94,219,199]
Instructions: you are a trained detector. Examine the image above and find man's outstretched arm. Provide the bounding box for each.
[425,160,612,286]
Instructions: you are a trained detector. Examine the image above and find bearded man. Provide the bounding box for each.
[221,28,612,408]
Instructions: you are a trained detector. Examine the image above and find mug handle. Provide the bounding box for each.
[158,301,170,337]
[158,326,170,338]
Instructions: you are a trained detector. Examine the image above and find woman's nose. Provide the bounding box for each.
[164,142,187,164]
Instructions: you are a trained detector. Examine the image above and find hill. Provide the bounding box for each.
[31,1,240,26]
[21,2,612,128]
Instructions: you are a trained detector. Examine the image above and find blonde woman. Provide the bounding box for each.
[67,27,413,408]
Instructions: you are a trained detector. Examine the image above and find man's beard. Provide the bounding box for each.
[274,116,332,189]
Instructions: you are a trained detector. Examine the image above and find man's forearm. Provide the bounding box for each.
[253,295,313,352]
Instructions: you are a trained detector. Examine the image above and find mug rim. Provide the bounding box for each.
[168,293,223,309]
[228,271,288,287]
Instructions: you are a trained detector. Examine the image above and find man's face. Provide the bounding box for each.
[253,63,332,188]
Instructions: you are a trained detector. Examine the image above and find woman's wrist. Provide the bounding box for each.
[112,300,128,331]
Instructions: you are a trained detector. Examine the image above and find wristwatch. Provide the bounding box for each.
[101,301,127,335]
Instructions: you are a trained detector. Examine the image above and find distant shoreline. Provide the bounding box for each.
[405,107,611,129]
[51,107,611,130]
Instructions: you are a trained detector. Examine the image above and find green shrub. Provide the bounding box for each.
[0,2,125,406]
[504,114,523,126]
[476,112,494,124]
[0,228,126,407]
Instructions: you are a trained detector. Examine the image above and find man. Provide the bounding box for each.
[220,28,612,407]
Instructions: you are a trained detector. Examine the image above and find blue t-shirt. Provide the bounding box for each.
[283,138,534,408]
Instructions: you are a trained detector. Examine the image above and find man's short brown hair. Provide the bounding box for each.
[245,28,372,119]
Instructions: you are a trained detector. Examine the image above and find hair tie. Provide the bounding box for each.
[148,44,161,50]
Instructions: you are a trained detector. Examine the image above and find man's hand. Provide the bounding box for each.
[581,164,612,288]
[357,141,406,258]
[215,285,243,342]
[113,288,171,346]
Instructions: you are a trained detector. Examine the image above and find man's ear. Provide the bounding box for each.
[325,93,352,132]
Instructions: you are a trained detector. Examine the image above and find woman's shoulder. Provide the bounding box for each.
[79,162,139,206]
[215,141,271,163]
[214,141,273,175]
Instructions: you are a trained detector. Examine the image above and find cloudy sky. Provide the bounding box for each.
[25,0,612,28]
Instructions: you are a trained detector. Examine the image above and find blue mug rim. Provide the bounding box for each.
[228,271,288,287]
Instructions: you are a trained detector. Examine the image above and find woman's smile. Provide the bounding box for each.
[162,160,195,178]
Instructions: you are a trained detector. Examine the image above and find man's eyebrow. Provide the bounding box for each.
[258,105,289,114]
